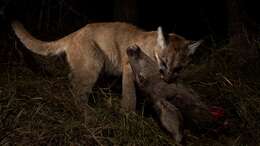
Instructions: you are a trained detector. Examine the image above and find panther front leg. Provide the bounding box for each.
[121,63,137,112]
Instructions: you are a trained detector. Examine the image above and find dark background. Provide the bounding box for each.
[0,0,259,67]
[1,0,259,41]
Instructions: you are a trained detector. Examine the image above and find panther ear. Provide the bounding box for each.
[157,26,167,49]
[188,40,203,55]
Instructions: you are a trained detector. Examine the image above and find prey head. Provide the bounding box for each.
[127,45,159,85]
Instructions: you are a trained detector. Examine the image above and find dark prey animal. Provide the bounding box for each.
[126,45,221,143]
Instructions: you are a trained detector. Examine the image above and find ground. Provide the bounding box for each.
[1,33,260,146]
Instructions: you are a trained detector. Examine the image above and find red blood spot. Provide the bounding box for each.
[208,106,225,120]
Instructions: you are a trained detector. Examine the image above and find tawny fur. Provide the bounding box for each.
[12,21,200,112]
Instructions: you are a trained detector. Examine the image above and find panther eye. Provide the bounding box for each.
[160,57,168,69]
[161,61,167,68]
[159,68,164,74]
[159,60,167,74]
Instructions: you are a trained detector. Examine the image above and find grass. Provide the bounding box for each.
[1,34,260,146]
[0,64,177,146]
[181,43,260,146]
